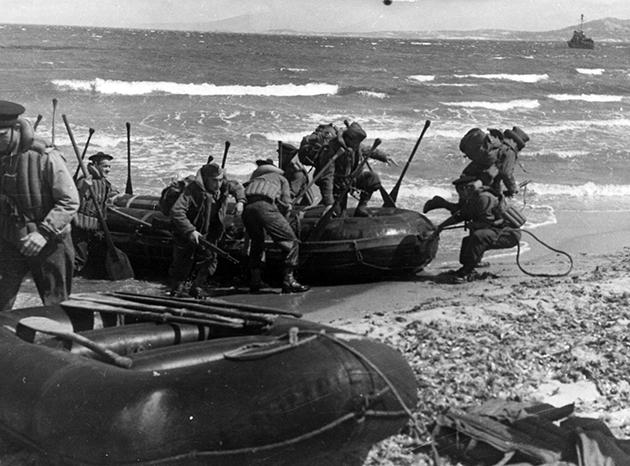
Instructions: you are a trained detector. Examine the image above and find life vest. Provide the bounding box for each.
[298,123,342,167]
[0,149,46,243]
[74,167,113,231]
[245,168,284,203]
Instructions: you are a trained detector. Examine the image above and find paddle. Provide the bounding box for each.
[107,205,152,227]
[125,122,133,195]
[389,119,431,203]
[18,316,132,368]
[33,114,43,131]
[72,128,95,181]
[291,144,346,207]
[63,114,135,280]
[308,138,382,242]
[221,140,230,168]
[51,98,57,147]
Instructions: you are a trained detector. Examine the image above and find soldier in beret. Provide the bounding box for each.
[169,162,246,298]
[0,100,79,310]
[71,151,118,276]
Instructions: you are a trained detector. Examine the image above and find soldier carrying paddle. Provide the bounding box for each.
[0,100,79,310]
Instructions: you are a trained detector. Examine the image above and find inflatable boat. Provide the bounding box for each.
[108,194,438,282]
[0,292,417,465]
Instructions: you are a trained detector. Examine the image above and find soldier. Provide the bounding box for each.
[169,162,245,298]
[277,142,314,206]
[434,175,521,283]
[72,151,118,275]
[0,101,79,310]
[332,122,395,217]
[242,158,309,293]
[424,126,529,214]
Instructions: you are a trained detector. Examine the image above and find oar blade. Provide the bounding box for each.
[105,247,135,280]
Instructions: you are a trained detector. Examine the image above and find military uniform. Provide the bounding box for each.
[0,101,79,310]
[72,152,117,275]
[169,163,245,297]
[438,176,521,281]
[242,160,308,293]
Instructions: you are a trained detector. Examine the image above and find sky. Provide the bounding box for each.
[4,0,630,33]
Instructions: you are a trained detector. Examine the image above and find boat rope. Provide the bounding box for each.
[516,229,573,277]
[440,225,573,277]
[306,330,423,438]
[226,328,420,431]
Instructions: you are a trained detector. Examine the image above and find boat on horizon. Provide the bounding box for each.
[567,14,594,49]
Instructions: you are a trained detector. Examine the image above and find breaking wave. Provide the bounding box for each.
[454,73,549,83]
[51,78,339,96]
[547,94,623,102]
[441,99,540,111]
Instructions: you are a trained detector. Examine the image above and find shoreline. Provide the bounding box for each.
[7,208,630,464]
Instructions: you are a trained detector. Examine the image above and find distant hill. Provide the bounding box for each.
[145,17,630,42]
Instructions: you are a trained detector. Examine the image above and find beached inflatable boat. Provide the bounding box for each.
[108,194,438,281]
[0,292,417,465]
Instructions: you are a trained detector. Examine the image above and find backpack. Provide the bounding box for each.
[297,123,340,166]
[459,128,502,168]
[158,175,195,215]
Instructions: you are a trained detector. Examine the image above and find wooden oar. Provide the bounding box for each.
[18,316,132,368]
[75,292,274,324]
[308,138,382,241]
[72,128,95,181]
[291,145,346,207]
[64,297,252,328]
[221,140,231,169]
[51,98,57,147]
[63,114,135,280]
[389,119,431,203]
[107,205,152,227]
[33,114,43,131]
[125,122,133,195]
[112,291,303,318]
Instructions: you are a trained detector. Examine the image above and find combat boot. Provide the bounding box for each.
[170,281,188,297]
[249,268,269,293]
[423,195,457,213]
[281,268,310,294]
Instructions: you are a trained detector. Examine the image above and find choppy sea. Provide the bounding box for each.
[2,23,630,263]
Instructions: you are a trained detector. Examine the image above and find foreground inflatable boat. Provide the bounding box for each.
[108,194,438,281]
[0,292,417,465]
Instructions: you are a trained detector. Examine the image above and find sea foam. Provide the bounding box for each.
[52,78,339,97]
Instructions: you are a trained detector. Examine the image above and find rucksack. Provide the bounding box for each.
[158,175,195,215]
[297,123,340,166]
[459,128,502,168]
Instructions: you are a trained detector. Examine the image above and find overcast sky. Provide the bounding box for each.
[5,0,630,32]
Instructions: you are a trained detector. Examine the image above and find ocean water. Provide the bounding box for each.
[2,23,630,262]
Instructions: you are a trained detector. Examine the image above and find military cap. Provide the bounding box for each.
[0,101,25,128]
[342,122,367,147]
[200,162,224,179]
[255,158,275,166]
[88,151,113,163]
[504,126,529,150]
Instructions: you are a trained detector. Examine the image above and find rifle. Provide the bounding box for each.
[198,237,241,265]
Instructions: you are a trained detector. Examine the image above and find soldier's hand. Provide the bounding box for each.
[235,201,244,216]
[188,230,202,245]
[19,231,48,257]
[385,156,398,167]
